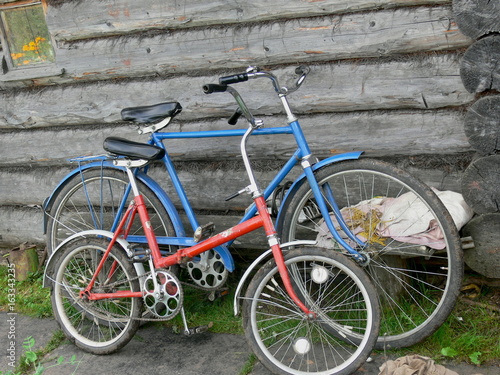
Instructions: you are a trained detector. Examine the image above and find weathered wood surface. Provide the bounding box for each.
[46,0,452,41]
[0,207,45,246]
[462,213,500,279]
[1,5,470,88]
[0,0,481,252]
[464,95,500,155]
[0,110,471,168]
[0,55,473,128]
[460,35,500,93]
[0,155,468,213]
[0,159,467,248]
[462,155,500,214]
[8,245,39,281]
[452,0,500,39]
[0,204,269,250]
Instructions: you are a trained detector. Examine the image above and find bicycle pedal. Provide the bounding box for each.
[193,222,215,242]
[183,322,213,336]
[208,288,229,302]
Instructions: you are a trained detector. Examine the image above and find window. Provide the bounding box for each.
[0,1,54,70]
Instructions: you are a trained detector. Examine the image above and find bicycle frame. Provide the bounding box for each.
[139,121,365,261]
[82,144,315,317]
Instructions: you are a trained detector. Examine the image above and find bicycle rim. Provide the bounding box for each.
[243,248,379,375]
[278,159,462,349]
[47,168,174,254]
[51,237,141,353]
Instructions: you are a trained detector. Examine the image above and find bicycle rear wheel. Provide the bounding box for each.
[51,237,142,354]
[46,167,175,254]
[243,247,380,375]
[277,159,463,349]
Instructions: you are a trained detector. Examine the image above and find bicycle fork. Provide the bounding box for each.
[237,124,316,318]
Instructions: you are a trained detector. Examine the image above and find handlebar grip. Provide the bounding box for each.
[203,84,228,94]
[219,73,249,85]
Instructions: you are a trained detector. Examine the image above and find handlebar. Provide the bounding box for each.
[217,65,310,95]
[219,73,249,85]
[203,66,310,126]
[202,84,227,94]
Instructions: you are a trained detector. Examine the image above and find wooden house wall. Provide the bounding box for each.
[0,0,479,248]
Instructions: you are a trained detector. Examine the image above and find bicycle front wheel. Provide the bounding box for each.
[278,159,463,349]
[51,237,142,354]
[243,247,380,375]
[46,167,175,254]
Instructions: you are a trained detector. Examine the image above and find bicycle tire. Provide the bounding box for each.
[277,159,463,349]
[243,247,380,375]
[51,237,142,354]
[46,167,175,254]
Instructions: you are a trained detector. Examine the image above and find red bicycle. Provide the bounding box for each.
[45,91,380,375]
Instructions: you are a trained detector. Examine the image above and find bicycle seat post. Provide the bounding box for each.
[112,159,149,198]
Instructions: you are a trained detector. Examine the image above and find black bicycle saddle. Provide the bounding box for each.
[121,102,182,124]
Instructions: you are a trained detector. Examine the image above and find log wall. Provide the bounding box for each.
[453,0,500,278]
[0,0,482,251]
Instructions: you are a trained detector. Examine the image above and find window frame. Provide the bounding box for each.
[0,0,55,73]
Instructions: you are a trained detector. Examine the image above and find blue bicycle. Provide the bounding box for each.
[43,66,462,349]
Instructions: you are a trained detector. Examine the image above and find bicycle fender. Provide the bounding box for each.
[213,245,235,272]
[275,151,363,229]
[43,160,116,216]
[233,240,316,316]
[43,230,132,288]
[42,162,185,237]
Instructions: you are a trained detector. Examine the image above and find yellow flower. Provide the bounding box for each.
[10,52,26,60]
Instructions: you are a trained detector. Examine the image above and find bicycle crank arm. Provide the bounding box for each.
[180,307,213,336]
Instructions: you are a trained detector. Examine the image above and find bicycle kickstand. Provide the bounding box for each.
[180,307,214,336]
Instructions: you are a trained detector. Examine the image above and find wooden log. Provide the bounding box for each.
[8,244,39,281]
[46,0,451,42]
[0,55,474,128]
[464,95,500,155]
[0,110,471,168]
[461,155,500,214]
[0,154,466,214]
[0,201,269,250]
[452,0,500,39]
[460,35,500,93]
[9,6,470,86]
[462,213,500,279]
[0,206,45,247]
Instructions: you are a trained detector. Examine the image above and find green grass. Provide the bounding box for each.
[1,263,498,367]
[162,275,500,366]
[166,280,244,335]
[239,354,258,375]
[15,331,67,375]
[397,299,500,365]
[0,266,52,318]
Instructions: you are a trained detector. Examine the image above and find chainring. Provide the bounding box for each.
[142,269,183,319]
[186,249,228,290]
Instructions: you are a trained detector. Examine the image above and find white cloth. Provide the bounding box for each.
[316,189,473,250]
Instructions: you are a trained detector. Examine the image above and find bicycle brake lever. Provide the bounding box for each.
[225,187,248,201]
[228,108,242,125]
[246,66,260,73]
